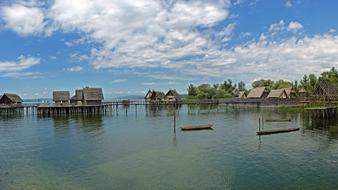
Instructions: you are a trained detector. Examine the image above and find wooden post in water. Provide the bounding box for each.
[258,117,261,132]
[174,110,176,134]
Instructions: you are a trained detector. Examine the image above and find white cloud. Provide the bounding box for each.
[269,20,285,35]
[0,72,41,78]
[142,82,159,86]
[47,0,231,70]
[287,21,303,32]
[112,79,127,84]
[0,3,45,36]
[1,0,337,85]
[0,55,40,73]
[66,66,83,72]
[285,0,292,7]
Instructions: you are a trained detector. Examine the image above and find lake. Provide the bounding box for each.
[0,105,338,190]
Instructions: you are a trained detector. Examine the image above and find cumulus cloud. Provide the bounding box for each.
[269,20,286,35]
[288,21,303,32]
[0,0,337,84]
[0,55,40,73]
[47,0,231,70]
[0,3,45,36]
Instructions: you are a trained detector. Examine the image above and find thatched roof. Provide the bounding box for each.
[267,89,287,98]
[298,88,306,93]
[53,91,70,102]
[83,87,104,101]
[238,91,246,98]
[247,87,267,98]
[153,91,165,99]
[71,89,83,101]
[282,88,292,97]
[145,90,153,99]
[165,89,181,99]
[0,93,23,103]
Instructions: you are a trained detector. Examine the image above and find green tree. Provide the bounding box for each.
[252,79,274,90]
[187,84,197,96]
[238,81,246,91]
[273,80,292,89]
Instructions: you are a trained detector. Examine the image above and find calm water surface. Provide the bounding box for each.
[0,105,338,190]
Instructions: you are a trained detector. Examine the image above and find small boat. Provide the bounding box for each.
[265,119,291,122]
[181,124,213,131]
[257,127,299,135]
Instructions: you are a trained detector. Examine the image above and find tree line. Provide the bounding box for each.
[187,67,338,99]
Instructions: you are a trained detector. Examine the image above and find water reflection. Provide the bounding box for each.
[145,104,181,117]
[303,114,338,139]
[0,113,24,121]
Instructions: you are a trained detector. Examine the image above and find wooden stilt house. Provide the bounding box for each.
[164,89,181,103]
[0,93,23,105]
[53,91,70,106]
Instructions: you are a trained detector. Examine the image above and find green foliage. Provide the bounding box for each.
[252,79,291,90]
[238,81,246,91]
[187,79,236,99]
[252,79,274,90]
[188,84,197,96]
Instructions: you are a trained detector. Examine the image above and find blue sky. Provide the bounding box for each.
[0,0,338,99]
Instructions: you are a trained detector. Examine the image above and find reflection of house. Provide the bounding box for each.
[144,90,165,102]
[164,90,181,102]
[0,93,23,105]
[247,87,269,99]
[53,91,70,105]
[267,89,288,99]
[70,87,104,105]
[313,80,338,101]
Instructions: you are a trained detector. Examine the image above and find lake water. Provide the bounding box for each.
[1,105,338,190]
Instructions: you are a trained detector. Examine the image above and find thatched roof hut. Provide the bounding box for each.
[145,90,165,101]
[53,91,70,102]
[238,91,247,99]
[165,89,181,102]
[82,87,104,101]
[0,93,23,105]
[233,89,246,99]
[267,89,288,99]
[247,87,269,99]
[145,90,153,100]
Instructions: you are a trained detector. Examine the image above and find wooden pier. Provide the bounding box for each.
[305,107,337,119]
[0,105,24,115]
[36,104,112,115]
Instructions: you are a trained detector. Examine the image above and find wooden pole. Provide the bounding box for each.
[174,110,176,134]
[258,117,261,132]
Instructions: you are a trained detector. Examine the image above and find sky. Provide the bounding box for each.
[0,0,338,99]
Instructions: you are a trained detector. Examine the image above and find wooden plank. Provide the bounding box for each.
[181,124,213,131]
[257,127,299,135]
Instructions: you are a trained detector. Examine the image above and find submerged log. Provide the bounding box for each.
[181,124,213,131]
[257,127,299,135]
[265,119,291,122]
